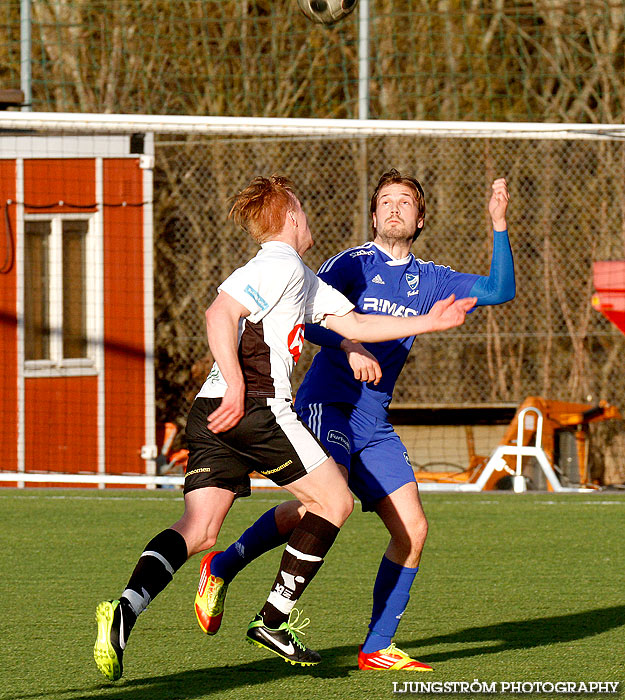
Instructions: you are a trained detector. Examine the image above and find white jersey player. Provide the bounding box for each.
[94,175,476,680]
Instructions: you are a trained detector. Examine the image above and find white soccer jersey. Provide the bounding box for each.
[197,241,354,400]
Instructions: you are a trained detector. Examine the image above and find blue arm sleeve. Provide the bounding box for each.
[304,322,345,349]
[469,229,515,306]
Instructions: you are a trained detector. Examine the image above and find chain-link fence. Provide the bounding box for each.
[153,132,625,435]
[3,1,625,123]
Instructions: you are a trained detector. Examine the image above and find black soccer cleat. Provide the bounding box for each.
[246,610,321,666]
[93,599,130,681]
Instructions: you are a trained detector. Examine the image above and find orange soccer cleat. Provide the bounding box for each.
[358,643,434,671]
[194,551,228,635]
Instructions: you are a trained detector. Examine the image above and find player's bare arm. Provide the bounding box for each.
[339,339,383,385]
[204,291,249,433]
[489,177,509,231]
[325,294,476,343]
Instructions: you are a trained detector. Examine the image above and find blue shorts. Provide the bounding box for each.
[296,401,415,511]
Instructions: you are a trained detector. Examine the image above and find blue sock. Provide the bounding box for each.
[361,555,419,654]
[210,506,290,583]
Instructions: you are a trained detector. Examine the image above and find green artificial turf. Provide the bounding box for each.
[1,489,624,700]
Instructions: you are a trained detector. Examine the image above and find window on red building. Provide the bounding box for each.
[24,216,95,371]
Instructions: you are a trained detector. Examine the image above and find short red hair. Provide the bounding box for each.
[229,175,298,243]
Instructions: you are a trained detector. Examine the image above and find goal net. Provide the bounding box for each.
[1,112,624,489]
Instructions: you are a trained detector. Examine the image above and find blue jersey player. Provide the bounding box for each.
[193,170,514,671]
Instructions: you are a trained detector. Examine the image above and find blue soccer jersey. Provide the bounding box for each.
[295,241,480,418]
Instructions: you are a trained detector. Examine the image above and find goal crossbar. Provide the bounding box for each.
[2,111,625,140]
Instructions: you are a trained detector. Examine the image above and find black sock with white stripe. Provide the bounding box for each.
[260,512,339,629]
[119,528,188,644]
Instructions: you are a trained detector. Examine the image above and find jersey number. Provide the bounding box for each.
[287,324,305,363]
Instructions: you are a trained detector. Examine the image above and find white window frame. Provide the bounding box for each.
[24,212,102,378]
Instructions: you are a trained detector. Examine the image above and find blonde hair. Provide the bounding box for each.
[229,175,298,243]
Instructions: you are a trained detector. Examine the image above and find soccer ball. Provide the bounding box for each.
[297,0,359,25]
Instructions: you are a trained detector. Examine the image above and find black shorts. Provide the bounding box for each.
[183,396,330,497]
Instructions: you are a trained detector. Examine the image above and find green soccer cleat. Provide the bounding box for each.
[93,600,125,681]
[246,609,321,666]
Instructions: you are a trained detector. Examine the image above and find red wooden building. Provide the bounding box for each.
[0,133,156,486]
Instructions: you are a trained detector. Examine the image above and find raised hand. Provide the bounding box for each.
[489,177,509,231]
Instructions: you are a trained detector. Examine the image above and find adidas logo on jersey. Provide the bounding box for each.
[372,274,385,285]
